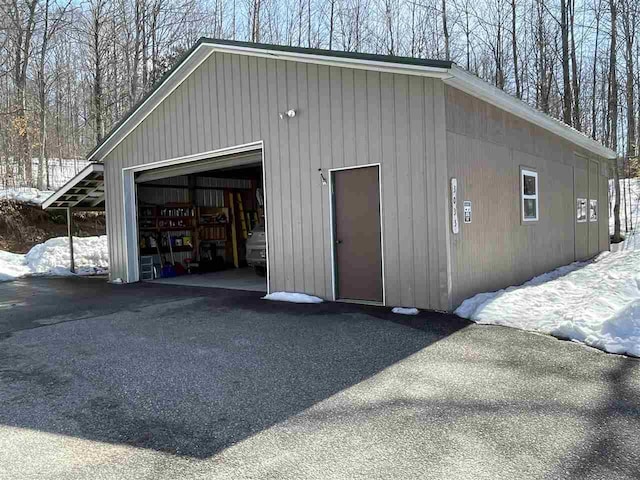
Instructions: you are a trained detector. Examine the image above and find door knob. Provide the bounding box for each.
[336,240,343,244]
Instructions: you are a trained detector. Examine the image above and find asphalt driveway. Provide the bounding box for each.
[0,277,639,479]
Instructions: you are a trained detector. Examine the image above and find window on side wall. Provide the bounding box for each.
[589,199,598,222]
[576,198,587,223]
[521,169,539,222]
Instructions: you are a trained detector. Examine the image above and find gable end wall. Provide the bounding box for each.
[102,52,452,310]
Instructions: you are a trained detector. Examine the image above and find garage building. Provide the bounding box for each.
[49,38,616,311]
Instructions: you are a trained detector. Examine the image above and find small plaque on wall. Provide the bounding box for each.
[451,178,459,234]
[463,201,472,223]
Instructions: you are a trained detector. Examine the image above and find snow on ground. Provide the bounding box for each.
[392,307,419,315]
[0,251,31,282]
[0,158,89,206]
[263,292,324,303]
[0,158,89,190]
[457,203,640,357]
[0,236,108,281]
[0,187,55,205]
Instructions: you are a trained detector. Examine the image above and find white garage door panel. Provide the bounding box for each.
[135,151,262,183]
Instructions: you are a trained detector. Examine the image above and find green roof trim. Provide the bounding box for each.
[198,38,454,69]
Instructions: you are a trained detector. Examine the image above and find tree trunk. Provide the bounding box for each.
[560,0,572,126]
[569,0,581,130]
[329,0,335,50]
[37,0,51,191]
[442,0,450,61]
[609,0,622,243]
[13,0,39,186]
[92,1,104,144]
[511,0,520,98]
[621,0,636,160]
[591,0,602,140]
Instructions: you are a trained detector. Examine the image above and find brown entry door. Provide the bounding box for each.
[332,165,383,302]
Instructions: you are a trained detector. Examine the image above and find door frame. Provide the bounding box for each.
[328,163,385,305]
[120,140,269,293]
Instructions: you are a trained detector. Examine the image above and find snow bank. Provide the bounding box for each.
[609,178,640,237]
[0,158,89,190]
[0,251,31,281]
[26,236,109,275]
[455,249,640,357]
[0,235,108,281]
[263,292,324,304]
[456,178,640,357]
[392,307,419,315]
[0,188,54,206]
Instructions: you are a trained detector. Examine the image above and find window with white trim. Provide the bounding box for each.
[576,198,587,223]
[521,169,539,222]
[589,199,598,222]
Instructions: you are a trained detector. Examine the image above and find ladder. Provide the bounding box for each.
[228,191,248,269]
[236,192,248,240]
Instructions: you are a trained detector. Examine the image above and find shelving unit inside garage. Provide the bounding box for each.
[136,168,264,280]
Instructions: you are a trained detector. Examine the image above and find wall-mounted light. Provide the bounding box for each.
[279,109,297,120]
[318,168,327,186]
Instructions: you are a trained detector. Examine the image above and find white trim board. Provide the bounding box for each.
[328,163,385,306]
[87,40,615,165]
[120,141,270,295]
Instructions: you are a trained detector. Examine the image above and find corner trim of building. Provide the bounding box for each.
[434,80,454,312]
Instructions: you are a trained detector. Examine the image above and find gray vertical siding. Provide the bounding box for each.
[102,51,608,311]
[445,86,610,308]
[103,52,451,310]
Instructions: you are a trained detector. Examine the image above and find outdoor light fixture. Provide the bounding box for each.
[318,169,327,185]
[279,109,297,119]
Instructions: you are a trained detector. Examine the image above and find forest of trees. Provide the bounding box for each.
[1,0,639,237]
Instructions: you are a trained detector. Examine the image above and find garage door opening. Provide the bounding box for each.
[132,149,267,292]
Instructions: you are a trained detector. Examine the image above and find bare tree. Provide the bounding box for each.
[561,0,573,125]
[4,0,39,185]
[0,0,639,209]
[609,0,622,243]
[510,0,520,98]
[442,0,450,61]
[569,0,581,129]
[86,0,109,143]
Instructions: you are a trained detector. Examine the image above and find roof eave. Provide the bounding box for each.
[87,38,616,164]
[445,65,616,160]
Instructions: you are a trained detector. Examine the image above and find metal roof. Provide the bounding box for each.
[86,38,616,162]
[41,163,105,210]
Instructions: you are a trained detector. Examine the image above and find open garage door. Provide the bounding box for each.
[135,151,262,184]
[122,144,268,292]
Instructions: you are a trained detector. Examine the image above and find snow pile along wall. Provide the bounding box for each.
[0,235,109,281]
[456,248,640,357]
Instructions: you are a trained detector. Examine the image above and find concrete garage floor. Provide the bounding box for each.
[150,267,267,292]
[0,278,639,480]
